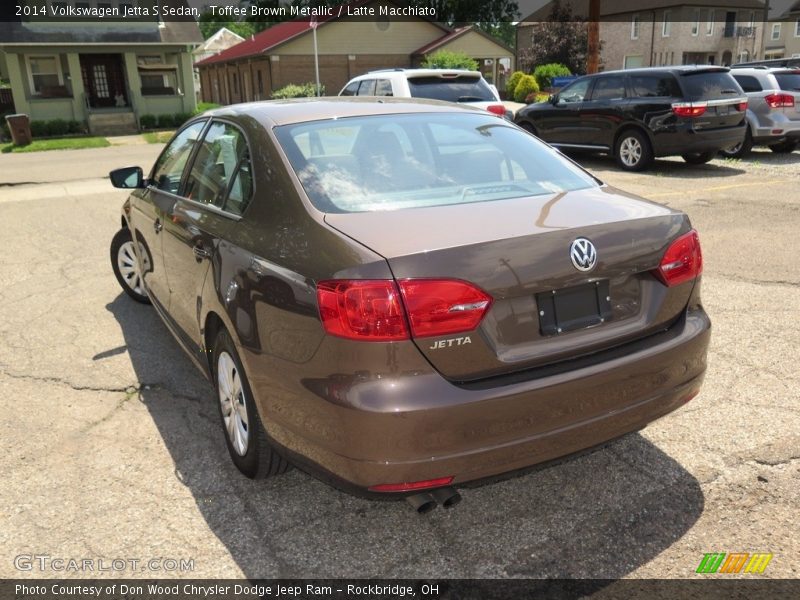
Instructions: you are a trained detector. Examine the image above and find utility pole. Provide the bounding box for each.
[587,0,600,73]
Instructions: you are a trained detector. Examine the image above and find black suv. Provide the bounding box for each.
[515,66,747,171]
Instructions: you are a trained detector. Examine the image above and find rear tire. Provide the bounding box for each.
[110,227,151,304]
[682,151,717,165]
[614,129,653,171]
[213,328,290,479]
[768,140,798,153]
[719,127,752,159]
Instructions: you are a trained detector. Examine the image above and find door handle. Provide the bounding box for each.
[154,218,162,233]
[193,245,212,261]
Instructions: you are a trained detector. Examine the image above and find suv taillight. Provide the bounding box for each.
[653,230,703,287]
[737,100,748,111]
[486,104,507,117]
[317,279,492,341]
[765,93,795,108]
[672,102,707,117]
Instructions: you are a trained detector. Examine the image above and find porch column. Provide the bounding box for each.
[178,50,197,113]
[5,52,31,116]
[65,53,86,122]
[123,52,144,117]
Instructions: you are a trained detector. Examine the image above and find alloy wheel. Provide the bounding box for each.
[619,136,643,167]
[218,351,249,456]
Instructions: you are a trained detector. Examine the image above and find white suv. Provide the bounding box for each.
[339,68,512,119]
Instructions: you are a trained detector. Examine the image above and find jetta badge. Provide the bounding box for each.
[570,238,597,272]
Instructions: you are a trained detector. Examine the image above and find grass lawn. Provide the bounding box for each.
[1,136,110,153]
[142,131,175,144]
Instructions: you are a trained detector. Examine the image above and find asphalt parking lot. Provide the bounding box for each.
[0,145,798,580]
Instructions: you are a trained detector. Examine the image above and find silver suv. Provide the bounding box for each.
[339,69,512,119]
[723,67,800,157]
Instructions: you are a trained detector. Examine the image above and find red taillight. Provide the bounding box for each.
[316,278,492,341]
[765,93,795,108]
[316,280,408,341]
[369,476,454,493]
[737,100,748,112]
[398,279,492,338]
[486,104,506,117]
[653,230,703,287]
[672,102,707,117]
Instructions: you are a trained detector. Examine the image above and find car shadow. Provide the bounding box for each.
[106,293,705,579]
[568,152,747,178]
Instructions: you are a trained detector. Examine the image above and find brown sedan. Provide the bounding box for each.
[109,98,709,513]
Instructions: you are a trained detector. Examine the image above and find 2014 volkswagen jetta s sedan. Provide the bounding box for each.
[109,98,709,509]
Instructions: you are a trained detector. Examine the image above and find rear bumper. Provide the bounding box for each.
[654,123,745,156]
[258,307,710,491]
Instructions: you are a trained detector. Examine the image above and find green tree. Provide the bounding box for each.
[517,0,589,75]
[474,22,516,49]
[414,0,519,26]
[422,50,479,70]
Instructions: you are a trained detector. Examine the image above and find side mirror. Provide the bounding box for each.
[548,94,557,104]
[110,166,144,189]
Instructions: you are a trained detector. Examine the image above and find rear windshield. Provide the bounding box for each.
[274,113,597,214]
[679,71,743,100]
[406,76,495,102]
[774,72,800,91]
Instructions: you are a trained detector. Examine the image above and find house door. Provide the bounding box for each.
[80,54,128,108]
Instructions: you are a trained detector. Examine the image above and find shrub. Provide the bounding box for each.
[156,114,178,128]
[67,120,85,134]
[30,121,49,137]
[525,92,551,104]
[47,119,70,136]
[173,112,193,127]
[513,74,539,103]
[139,114,157,130]
[533,63,572,91]
[505,71,525,98]
[421,50,479,71]
[271,83,324,99]
[1,120,10,142]
[194,102,221,115]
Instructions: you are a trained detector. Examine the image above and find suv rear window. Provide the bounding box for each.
[774,72,800,91]
[679,71,743,100]
[407,76,495,102]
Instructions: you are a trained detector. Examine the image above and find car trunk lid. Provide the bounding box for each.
[325,186,694,382]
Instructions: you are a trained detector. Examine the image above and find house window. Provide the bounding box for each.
[706,10,715,35]
[662,11,671,37]
[692,11,699,36]
[631,14,640,40]
[796,18,800,37]
[26,55,64,95]
[748,11,755,27]
[623,55,644,69]
[772,23,781,40]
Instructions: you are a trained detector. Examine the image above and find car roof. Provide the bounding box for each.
[586,65,730,77]
[199,97,488,127]
[364,68,481,77]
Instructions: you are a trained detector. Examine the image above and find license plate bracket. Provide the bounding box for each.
[537,280,612,336]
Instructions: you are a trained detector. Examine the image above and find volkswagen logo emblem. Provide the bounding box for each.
[570,238,597,272]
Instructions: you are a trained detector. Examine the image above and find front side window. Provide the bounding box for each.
[340,81,360,96]
[356,79,376,95]
[151,121,207,194]
[558,78,591,103]
[274,113,597,214]
[183,121,252,213]
[27,55,62,95]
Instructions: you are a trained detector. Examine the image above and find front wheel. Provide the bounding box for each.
[682,151,717,165]
[213,329,290,479]
[110,227,150,304]
[768,140,798,153]
[614,130,653,171]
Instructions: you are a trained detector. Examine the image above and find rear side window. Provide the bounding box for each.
[732,74,763,92]
[629,74,680,97]
[590,75,626,100]
[407,75,495,102]
[679,71,743,100]
[774,72,800,91]
[183,121,252,214]
[375,79,393,96]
